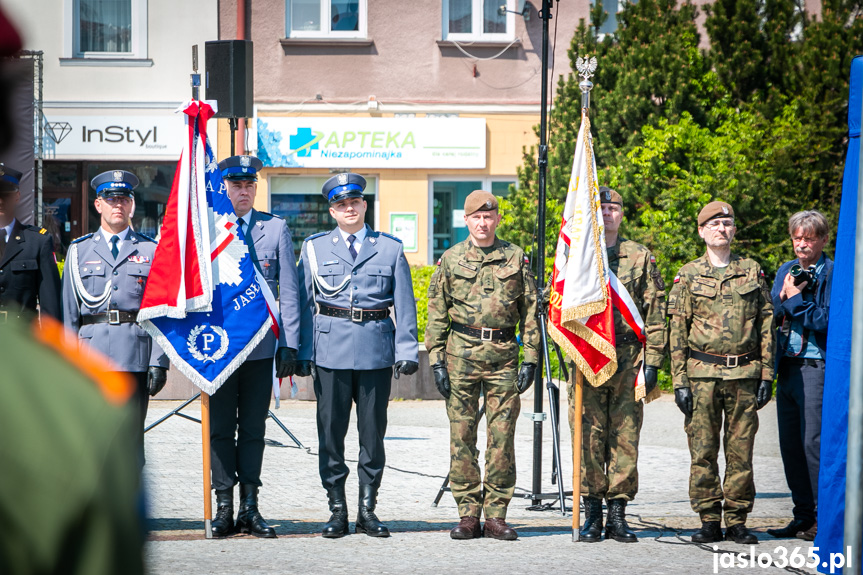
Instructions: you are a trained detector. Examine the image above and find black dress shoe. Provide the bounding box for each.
[355,484,390,537]
[725,524,758,544]
[322,486,349,538]
[211,489,235,538]
[691,521,723,543]
[605,499,637,543]
[236,484,277,538]
[578,497,603,543]
[767,518,814,538]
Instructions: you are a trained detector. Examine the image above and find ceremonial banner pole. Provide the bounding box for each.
[201,392,213,539]
[572,368,584,540]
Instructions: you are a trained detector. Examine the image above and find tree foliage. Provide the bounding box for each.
[500,0,862,284]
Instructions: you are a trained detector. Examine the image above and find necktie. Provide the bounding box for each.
[347,234,357,261]
[0,229,6,261]
[110,235,120,259]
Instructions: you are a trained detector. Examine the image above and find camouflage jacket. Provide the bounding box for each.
[425,237,539,366]
[608,239,667,370]
[667,253,775,388]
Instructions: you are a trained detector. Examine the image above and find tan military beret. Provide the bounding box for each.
[599,186,623,205]
[464,190,498,216]
[698,201,735,226]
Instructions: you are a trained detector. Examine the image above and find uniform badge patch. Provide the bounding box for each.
[127,255,151,264]
[673,275,681,283]
[436,258,442,266]
[458,261,478,271]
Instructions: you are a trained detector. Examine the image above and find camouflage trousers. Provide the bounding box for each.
[567,363,643,501]
[685,378,759,527]
[445,354,520,519]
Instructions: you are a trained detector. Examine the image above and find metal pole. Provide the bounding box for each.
[531,0,553,508]
[34,51,43,227]
[571,368,583,540]
[202,392,213,539]
[843,86,863,575]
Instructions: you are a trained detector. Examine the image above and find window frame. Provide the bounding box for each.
[442,0,516,42]
[428,176,517,264]
[64,0,148,60]
[285,0,368,39]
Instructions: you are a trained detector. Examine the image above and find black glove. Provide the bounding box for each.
[393,360,419,379]
[516,362,536,394]
[644,365,659,396]
[432,362,451,399]
[295,360,314,378]
[674,387,693,418]
[756,380,773,410]
[275,347,298,379]
[147,366,168,397]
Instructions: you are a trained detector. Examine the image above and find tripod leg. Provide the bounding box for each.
[432,473,451,507]
[145,393,201,432]
[267,410,306,449]
[540,312,567,516]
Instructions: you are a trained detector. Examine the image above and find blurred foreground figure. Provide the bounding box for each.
[0,316,144,575]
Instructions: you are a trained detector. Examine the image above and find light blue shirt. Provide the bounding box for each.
[783,254,826,359]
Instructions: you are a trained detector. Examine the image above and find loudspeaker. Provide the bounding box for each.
[205,40,254,119]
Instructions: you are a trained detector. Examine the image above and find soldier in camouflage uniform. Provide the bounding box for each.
[425,190,539,541]
[668,201,775,545]
[571,187,667,543]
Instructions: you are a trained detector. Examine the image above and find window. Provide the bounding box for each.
[65,0,148,59]
[269,175,377,258]
[85,162,173,238]
[443,0,515,41]
[431,178,515,263]
[286,0,367,39]
[596,0,629,37]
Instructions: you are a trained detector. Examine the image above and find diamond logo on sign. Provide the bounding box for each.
[45,122,72,144]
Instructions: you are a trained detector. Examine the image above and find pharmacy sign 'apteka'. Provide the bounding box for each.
[257,117,486,169]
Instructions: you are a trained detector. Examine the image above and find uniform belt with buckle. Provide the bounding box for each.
[81,311,139,326]
[450,322,516,342]
[689,349,759,368]
[318,303,390,322]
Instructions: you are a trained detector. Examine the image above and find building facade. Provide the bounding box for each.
[6,0,218,256]
[216,0,585,264]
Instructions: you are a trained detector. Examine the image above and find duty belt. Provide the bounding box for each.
[318,303,390,323]
[450,322,516,342]
[689,349,759,368]
[81,311,139,326]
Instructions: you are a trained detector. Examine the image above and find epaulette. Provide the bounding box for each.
[379,231,402,243]
[38,227,47,234]
[257,211,283,220]
[70,233,94,245]
[136,232,157,243]
[304,231,328,243]
[22,225,49,235]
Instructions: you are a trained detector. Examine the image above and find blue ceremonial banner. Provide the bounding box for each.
[816,55,862,574]
[139,101,276,395]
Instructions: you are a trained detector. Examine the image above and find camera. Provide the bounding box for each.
[789,264,817,289]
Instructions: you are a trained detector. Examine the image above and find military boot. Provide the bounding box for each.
[691,521,724,543]
[211,488,235,538]
[322,485,349,538]
[355,484,390,537]
[725,524,758,544]
[605,499,637,542]
[578,497,603,543]
[236,484,277,538]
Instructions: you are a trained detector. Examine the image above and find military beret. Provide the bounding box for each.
[0,164,23,192]
[218,155,263,181]
[91,170,138,197]
[464,190,498,216]
[322,172,366,203]
[599,186,623,205]
[697,201,735,226]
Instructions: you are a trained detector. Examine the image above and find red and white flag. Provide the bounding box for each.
[548,110,652,400]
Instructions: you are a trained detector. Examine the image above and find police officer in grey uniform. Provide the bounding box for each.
[0,164,62,322]
[296,173,419,538]
[62,170,168,462]
[209,155,301,539]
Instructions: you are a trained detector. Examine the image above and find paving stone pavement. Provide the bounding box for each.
[143,392,823,575]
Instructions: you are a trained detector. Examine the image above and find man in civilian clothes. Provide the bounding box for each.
[296,173,419,538]
[209,155,301,538]
[767,211,833,542]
